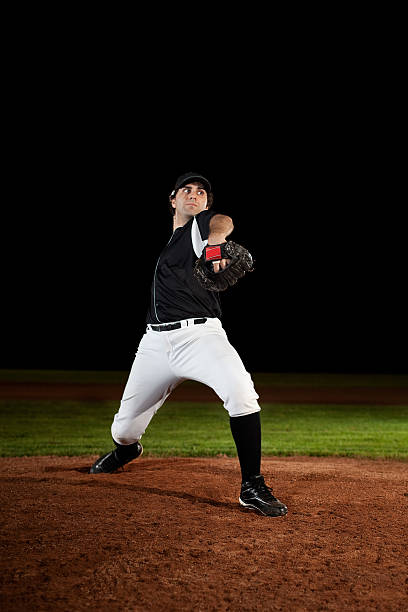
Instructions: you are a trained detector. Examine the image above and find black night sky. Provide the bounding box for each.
[4,56,406,375]
[5,145,405,375]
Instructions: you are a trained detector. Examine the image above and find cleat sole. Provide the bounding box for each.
[239,497,288,517]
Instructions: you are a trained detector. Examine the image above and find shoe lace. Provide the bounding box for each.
[255,477,278,501]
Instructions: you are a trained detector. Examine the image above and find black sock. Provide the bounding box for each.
[113,438,140,461]
[229,412,261,483]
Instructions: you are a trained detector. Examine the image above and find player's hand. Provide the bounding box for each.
[194,240,254,292]
[212,258,231,273]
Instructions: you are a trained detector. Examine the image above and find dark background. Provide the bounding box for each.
[3,27,406,375]
[5,149,405,375]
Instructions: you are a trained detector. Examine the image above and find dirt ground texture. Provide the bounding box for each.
[1,454,407,611]
[1,381,408,404]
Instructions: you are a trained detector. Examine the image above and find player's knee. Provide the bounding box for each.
[227,403,261,418]
[224,386,261,417]
[111,421,140,445]
[220,379,259,416]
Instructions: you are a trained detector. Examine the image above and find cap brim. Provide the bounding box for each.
[177,175,211,193]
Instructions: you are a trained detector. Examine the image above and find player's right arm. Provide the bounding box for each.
[208,214,234,272]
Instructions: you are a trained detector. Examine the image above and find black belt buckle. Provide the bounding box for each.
[151,319,205,332]
[162,322,181,331]
[150,322,181,332]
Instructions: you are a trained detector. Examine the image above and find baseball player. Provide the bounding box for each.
[90,172,287,517]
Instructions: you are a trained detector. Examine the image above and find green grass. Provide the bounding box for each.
[1,400,407,459]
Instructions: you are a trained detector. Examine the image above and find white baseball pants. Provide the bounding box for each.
[111,317,260,445]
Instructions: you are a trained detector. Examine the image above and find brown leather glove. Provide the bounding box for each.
[193,241,254,292]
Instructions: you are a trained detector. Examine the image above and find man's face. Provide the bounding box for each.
[171,182,208,218]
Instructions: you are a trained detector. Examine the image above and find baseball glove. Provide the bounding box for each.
[193,241,254,292]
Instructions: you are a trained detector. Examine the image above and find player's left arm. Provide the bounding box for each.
[208,214,234,273]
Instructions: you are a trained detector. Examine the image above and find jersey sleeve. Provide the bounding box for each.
[195,209,217,241]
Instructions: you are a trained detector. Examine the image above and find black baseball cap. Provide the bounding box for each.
[173,172,212,195]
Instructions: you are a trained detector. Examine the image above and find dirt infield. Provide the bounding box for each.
[1,381,408,404]
[1,455,407,611]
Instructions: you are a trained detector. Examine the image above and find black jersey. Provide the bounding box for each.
[146,210,222,324]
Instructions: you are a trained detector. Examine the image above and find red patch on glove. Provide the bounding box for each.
[205,245,222,261]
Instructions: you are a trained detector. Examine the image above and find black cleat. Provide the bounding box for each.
[239,475,288,517]
[89,441,143,474]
